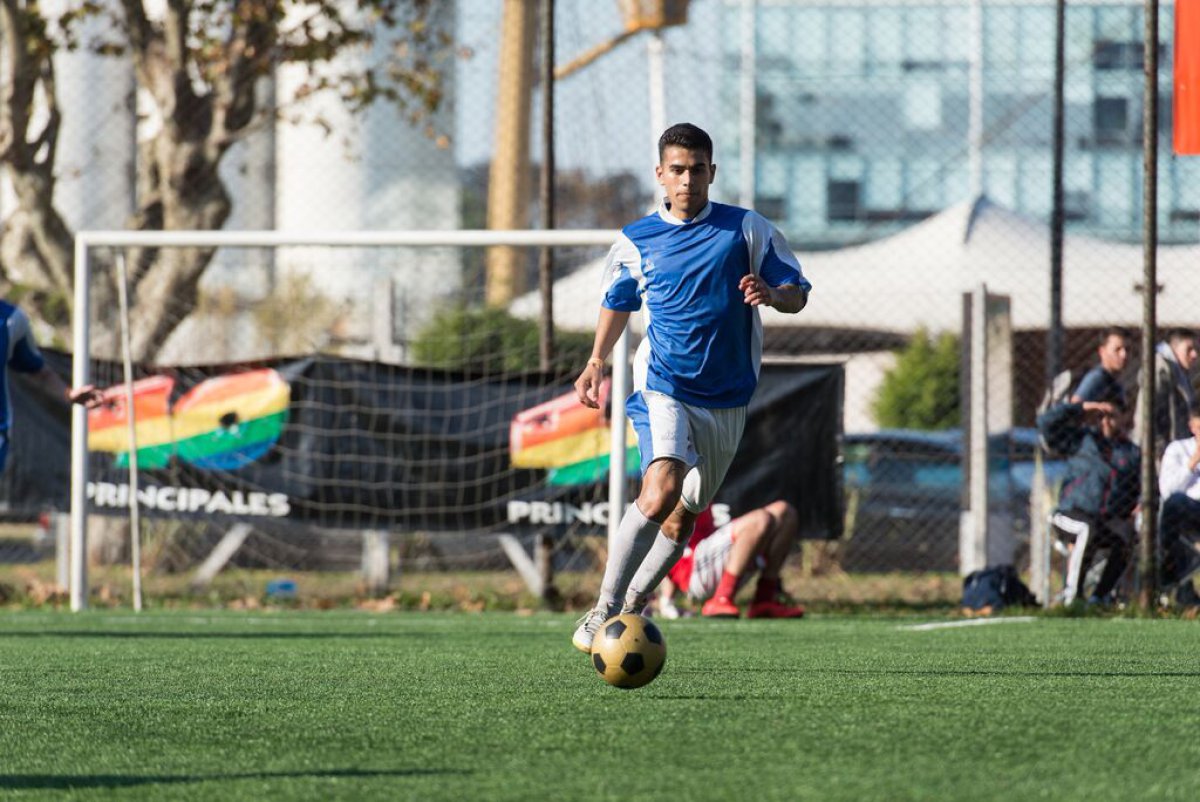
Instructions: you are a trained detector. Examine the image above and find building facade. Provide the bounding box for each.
[721,0,1198,248]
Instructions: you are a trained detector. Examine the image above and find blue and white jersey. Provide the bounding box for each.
[0,301,46,433]
[600,200,810,408]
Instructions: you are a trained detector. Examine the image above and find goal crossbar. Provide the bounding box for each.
[70,229,628,611]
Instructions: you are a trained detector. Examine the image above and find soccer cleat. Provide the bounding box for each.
[656,598,682,620]
[700,595,740,618]
[747,596,806,619]
[572,607,610,653]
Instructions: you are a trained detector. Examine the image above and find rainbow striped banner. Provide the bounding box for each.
[510,385,638,486]
[87,368,290,471]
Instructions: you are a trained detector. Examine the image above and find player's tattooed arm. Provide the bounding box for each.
[766,283,807,313]
[739,276,807,313]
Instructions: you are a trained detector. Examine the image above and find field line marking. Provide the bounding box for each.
[900,616,1037,632]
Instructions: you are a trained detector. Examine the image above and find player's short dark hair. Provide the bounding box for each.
[1098,326,1132,346]
[658,123,713,163]
[1190,400,1200,420]
[1166,327,1196,346]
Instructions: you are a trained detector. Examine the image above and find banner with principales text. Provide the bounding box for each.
[1177,0,1200,155]
[1,352,842,539]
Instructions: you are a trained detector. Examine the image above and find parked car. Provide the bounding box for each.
[840,428,1064,572]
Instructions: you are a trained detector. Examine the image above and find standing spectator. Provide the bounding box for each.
[1038,397,1140,606]
[0,300,102,473]
[1071,326,1131,409]
[1134,328,1198,461]
[1157,401,1200,607]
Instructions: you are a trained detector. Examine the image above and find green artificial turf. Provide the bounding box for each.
[1,611,1198,801]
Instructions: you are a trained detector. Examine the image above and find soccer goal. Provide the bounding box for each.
[69,229,636,611]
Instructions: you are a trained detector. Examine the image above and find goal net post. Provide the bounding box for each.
[70,229,630,611]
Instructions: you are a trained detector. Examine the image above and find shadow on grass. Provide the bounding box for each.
[0,768,470,790]
[831,667,1200,679]
[0,631,423,640]
[667,666,1200,679]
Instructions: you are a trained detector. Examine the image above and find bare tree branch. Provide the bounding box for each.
[5,0,455,359]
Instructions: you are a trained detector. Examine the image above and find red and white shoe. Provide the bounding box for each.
[747,596,806,619]
[700,595,741,618]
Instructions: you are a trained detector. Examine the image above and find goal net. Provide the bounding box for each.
[68,230,627,609]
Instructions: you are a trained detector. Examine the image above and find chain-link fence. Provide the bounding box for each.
[1,0,1197,606]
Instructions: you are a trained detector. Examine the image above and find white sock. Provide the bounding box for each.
[596,503,660,611]
[625,532,688,605]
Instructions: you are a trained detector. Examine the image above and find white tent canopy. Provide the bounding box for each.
[512,196,1200,335]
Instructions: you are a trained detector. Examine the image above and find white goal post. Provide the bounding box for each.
[70,228,630,611]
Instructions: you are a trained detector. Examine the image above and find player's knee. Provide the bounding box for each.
[637,484,682,522]
[638,461,685,521]
[739,509,772,545]
[766,500,798,529]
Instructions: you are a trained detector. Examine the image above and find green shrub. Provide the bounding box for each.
[872,327,960,430]
[411,306,593,374]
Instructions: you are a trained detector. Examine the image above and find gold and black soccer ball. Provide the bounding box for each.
[590,613,667,689]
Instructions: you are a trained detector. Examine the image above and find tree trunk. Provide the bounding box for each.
[126,136,232,362]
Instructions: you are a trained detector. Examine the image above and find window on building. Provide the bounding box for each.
[1063,191,1090,222]
[757,92,784,148]
[1094,40,1143,70]
[827,180,861,222]
[1093,97,1132,145]
[756,196,786,221]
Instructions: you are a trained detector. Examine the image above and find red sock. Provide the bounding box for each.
[754,577,780,603]
[714,571,739,600]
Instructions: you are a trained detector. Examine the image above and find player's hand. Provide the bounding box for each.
[575,361,603,409]
[739,274,774,307]
[67,384,105,409]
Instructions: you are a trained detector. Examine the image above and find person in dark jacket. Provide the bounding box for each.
[1038,398,1141,605]
[1133,328,1197,462]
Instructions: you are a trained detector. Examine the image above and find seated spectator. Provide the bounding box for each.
[1038,397,1140,606]
[1157,401,1200,606]
[1135,328,1198,461]
[1071,326,1131,409]
[640,500,806,619]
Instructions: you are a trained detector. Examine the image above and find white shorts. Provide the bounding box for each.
[687,523,736,600]
[625,391,746,513]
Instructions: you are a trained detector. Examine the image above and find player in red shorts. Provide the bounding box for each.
[654,499,806,619]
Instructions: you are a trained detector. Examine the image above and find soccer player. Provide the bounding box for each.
[650,501,806,619]
[0,300,102,473]
[571,123,811,652]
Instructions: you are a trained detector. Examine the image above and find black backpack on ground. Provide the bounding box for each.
[961,565,1038,614]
